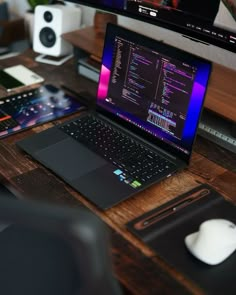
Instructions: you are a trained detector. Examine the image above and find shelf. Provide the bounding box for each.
[206,63,236,123]
[62,26,104,61]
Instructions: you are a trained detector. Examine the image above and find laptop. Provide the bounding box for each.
[17,24,212,209]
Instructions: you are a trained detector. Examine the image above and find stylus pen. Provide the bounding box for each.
[134,188,210,230]
[142,199,193,226]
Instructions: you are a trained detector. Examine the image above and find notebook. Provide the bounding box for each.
[17,24,212,209]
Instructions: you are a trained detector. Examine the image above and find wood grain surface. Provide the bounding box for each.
[0,51,235,295]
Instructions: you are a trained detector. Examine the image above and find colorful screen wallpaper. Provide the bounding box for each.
[97,24,212,159]
[0,85,84,138]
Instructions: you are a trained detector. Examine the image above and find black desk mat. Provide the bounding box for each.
[127,184,236,294]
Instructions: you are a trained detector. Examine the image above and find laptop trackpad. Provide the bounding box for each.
[35,138,107,180]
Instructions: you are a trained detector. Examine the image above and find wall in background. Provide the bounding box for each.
[5,0,235,70]
[5,0,29,15]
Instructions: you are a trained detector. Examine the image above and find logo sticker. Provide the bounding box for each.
[113,169,142,189]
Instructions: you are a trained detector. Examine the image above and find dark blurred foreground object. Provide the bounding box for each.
[0,193,122,295]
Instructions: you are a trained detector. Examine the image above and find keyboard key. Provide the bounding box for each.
[60,114,176,183]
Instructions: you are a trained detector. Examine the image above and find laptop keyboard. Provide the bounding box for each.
[60,115,176,183]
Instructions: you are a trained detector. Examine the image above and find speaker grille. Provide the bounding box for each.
[39,27,56,48]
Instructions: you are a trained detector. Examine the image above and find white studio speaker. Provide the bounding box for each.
[33,4,81,65]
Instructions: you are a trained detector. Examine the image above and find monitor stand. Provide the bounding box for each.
[35,54,73,66]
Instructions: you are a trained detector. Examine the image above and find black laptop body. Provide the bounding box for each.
[17,24,212,209]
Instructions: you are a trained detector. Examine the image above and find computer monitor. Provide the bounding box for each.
[67,0,236,53]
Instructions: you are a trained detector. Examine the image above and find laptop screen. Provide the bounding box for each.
[97,24,211,161]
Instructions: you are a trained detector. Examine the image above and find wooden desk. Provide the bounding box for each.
[0,51,236,295]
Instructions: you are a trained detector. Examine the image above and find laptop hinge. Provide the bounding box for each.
[98,113,180,162]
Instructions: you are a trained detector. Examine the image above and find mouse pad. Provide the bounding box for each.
[126,184,236,294]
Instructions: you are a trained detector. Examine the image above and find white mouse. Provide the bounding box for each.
[185,219,236,265]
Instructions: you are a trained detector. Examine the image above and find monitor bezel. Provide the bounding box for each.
[67,0,236,54]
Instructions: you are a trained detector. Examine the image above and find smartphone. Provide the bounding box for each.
[0,65,45,92]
